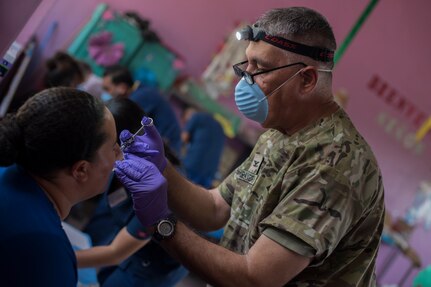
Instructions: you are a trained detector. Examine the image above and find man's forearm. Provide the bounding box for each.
[164,163,226,231]
[160,222,309,286]
[161,221,260,287]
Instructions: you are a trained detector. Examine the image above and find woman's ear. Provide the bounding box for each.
[299,67,318,93]
[71,160,90,182]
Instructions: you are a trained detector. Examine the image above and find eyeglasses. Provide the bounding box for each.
[233,60,306,85]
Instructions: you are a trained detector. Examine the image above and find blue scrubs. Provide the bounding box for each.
[0,165,77,287]
[84,178,187,287]
[183,112,225,188]
[130,85,182,155]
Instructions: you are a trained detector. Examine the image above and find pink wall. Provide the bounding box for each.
[332,1,431,283]
[18,0,369,77]
[0,0,42,56]
[15,0,57,46]
[11,0,431,283]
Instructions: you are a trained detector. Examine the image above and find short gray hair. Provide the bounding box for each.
[255,7,337,52]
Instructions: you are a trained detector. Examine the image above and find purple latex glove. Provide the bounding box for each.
[114,158,170,227]
[120,116,167,172]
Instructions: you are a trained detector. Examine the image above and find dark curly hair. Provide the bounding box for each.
[0,87,107,178]
[44,51,84,88]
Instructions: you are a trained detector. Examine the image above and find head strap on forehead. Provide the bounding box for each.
[236,25,334,63]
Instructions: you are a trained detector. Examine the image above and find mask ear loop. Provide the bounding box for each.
[257,68,304,103]
[300,67,333,94]
[255,65,333,104]
[317,68,332,73]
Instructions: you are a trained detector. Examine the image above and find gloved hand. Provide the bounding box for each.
[114,157,170,227]
[120,116,167,172]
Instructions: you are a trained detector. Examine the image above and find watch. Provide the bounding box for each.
[153,214,177,242]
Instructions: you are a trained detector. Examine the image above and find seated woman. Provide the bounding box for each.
[0,87,121,286]
[76,98,187,287]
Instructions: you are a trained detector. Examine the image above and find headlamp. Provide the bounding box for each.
[236,25,334,63]
[235,31,244,41]
[236,25,265,41]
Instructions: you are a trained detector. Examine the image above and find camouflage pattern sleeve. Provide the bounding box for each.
[218,110,384,285]
[260,163,367,264]
[264,227,315,257]
[219,169,235,207]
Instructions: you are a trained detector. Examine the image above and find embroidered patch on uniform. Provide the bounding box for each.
[235,169,257,185]
[248,154,263,174]
[108,187,128,208]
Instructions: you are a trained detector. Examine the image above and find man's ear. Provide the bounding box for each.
[299,67,318,93]
[71,160,90,182]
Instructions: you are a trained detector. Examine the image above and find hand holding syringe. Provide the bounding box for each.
[120,117,154,151]
[118,116,167,172]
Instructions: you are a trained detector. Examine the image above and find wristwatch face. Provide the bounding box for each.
[157,219,175,237]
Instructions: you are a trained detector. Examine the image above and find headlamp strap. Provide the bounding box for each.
[248,26,334,63]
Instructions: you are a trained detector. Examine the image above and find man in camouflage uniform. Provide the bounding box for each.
[116,6,385,287]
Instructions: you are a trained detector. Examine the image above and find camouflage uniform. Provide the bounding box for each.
[219,109,385,286]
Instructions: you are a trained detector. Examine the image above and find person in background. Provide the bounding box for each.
[44,52,83,88]
[77,60,105,99]
[102,65,182,155]
[115,7,385,286]
[44,51,104,99]
[0,87,121,286]
[79,98,187,287]
[181,106,225,188]
[180,106,226,241]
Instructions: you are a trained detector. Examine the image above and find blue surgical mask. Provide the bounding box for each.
[101,91,113,102]
[234,68,309,124]
[234,78,269,123]
[76,83,85,91]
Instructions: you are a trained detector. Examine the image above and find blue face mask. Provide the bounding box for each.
[101,91,113,102]
[234,78,269,123]
[234,67,313,124]
[76,83,85,91]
